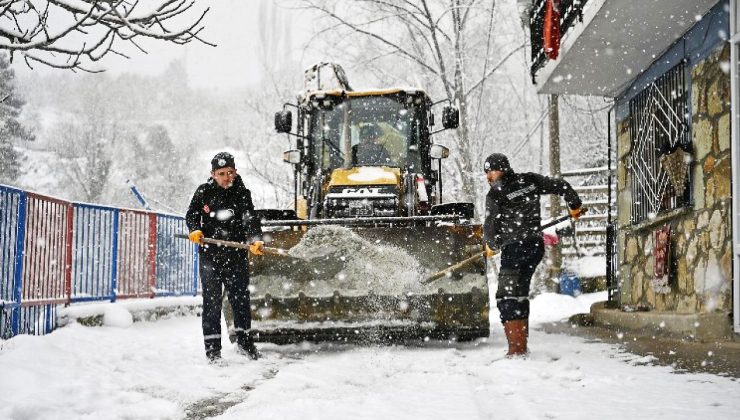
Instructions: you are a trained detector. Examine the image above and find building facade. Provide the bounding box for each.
[528,0,738,337]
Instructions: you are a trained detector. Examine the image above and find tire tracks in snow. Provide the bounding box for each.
[182,352,303,419]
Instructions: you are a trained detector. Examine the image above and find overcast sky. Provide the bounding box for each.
[12,0,309,89]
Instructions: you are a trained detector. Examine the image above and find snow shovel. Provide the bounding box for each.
[173,234,296,258]
[422,209,587,284]
[421,251,487,284]
[176,231,360,281]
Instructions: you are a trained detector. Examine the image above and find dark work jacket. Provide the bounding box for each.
[186,175,262,265]
[484,171,581,249]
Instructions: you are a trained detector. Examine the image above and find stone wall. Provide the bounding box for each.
[615,44,732,314]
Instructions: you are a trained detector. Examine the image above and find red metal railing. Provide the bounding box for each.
[116,210,157,299]
[21,193,72,307]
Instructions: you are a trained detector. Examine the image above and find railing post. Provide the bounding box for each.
[110,209,120,303]
[606,223,617,304]
[64,203,74,306]
[148,213,158,298]
[11,191,27,336]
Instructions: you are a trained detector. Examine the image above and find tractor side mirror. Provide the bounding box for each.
[283,149,301,164]
[429,143,450,159]
[442,106,459,129]
[275,110,293,133]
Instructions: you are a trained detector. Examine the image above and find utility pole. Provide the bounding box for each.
[548,94,563,281]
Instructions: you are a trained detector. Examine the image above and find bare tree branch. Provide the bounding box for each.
[0,0,212,71]
[472,0,495,125]
[298,0,441,78]
[464,41,525,98]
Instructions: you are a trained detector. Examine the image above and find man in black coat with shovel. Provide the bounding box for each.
[186,152,264,362]
[483,153,582,357]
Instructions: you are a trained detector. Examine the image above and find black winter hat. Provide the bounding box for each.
[483,153,511,173]
[211,152,236,171]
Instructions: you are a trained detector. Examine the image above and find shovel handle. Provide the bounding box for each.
[421,208,588,284]
[422,252,485,284]
[538,207,588,231]
[174,234,290,257]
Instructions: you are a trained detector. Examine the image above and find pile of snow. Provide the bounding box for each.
[59,296,201,321]
[565,255,607,278]
[529,291,607,326]
[270,225,425,296]
[103,306,134,328]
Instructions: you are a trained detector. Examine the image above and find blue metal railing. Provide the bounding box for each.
[0,185,26,338]
[155,214,199,296]
[0,184,199,339]
[18,304,57,336]
[71,204,119,303]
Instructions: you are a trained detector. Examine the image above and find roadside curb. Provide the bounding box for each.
[589,301,738,343]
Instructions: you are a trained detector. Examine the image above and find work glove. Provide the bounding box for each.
[484,244,498,258]
[569,206,583,220]
[249,240,264,256]
[188,230,204,245]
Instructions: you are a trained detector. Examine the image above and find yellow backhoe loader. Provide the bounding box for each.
[247,63,489,344]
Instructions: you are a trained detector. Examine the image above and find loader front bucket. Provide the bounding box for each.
[245,223,490,344]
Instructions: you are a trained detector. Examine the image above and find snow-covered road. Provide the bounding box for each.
[2,293,739,420]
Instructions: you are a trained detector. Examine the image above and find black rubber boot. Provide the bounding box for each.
[206,348,222,363]
[236,332,261,360]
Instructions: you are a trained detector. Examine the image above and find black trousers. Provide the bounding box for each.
[496,237,545,323]
[199,253,252,352]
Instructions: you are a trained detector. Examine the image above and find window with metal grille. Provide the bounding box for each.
[628,61,691,224]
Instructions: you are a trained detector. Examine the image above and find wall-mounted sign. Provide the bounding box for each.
[652,225,671,294]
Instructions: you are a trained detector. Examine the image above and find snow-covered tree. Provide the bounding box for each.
[234,0,300,209]
[0,52,33,184]
[125,124,189,211]
[50,77,119,202]
[0,1,212,72]
[53,120,114,203]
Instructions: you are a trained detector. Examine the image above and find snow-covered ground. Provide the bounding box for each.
[2,292,739,420]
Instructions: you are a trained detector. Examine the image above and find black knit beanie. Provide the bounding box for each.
[483,153,511,173]
[211,152,236,171]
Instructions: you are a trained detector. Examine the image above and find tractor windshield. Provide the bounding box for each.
[309,95,425,171]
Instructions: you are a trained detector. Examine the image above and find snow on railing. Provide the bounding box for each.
[0,184,199,339]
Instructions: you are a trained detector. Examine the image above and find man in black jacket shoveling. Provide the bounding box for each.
[483,153,582,357]
[186,152,264,362]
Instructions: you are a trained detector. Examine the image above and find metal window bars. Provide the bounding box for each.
[628,61,691,224]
